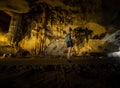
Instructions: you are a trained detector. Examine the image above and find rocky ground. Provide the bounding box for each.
[0,56,120,88]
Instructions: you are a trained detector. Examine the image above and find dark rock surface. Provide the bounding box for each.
[0,56,120,88]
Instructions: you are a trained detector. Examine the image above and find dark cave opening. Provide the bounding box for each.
[0,11,11,33]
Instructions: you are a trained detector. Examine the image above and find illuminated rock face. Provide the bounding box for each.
[11,3,106,56]
[1,0,119,56]
[102,30,120,54]
[103,30,120,46]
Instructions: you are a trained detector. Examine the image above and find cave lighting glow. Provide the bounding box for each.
[108,48,120,58]
[0,33,8,41]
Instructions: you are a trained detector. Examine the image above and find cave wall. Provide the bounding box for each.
[0,11,11,47]
[8,1,107,56]
[1,0,120,57]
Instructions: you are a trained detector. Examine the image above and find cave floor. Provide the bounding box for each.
[0,55,118,65]
[0,56,120,88]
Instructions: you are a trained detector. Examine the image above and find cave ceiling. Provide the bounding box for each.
[0,0,120,25]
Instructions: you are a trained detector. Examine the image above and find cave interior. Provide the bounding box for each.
[0,0,120,88]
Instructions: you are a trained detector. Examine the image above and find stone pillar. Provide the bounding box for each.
[8,13,22,45]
